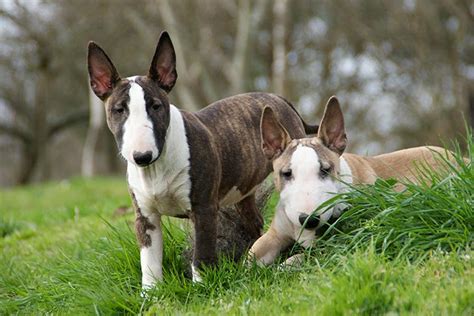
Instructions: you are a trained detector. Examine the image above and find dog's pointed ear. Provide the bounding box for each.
[261,107,292,160]
[87,41,120,101]
[148,31,177,93]
[317,96,347,155]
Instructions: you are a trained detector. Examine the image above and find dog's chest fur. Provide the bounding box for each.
[127,105,192,217]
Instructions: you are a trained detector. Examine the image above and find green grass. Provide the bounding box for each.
[0,137,472,314]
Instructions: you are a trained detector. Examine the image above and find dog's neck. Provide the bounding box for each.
[127,105,191,199]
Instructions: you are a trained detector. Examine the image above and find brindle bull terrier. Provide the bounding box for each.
[249,96,456,266]
[87,31,317,289]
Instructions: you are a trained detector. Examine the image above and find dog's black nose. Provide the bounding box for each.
[133,151,153,166]
[299,213,320,229]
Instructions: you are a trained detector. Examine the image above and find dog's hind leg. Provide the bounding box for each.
[191,204,218,282]
[236,194,264,241]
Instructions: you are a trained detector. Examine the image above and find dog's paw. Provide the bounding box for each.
[191,264,203,283]
[278,253,305,270]
[244,251,259,268]
[140,289,149,300]
[140,284,156,301]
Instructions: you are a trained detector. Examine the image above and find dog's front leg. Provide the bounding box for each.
[191,204,218,282]
[249,207,293,266]
[248,226,292,266]
[134,206,163,290]
[131,191,163,289]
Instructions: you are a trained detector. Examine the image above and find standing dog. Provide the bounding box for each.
[249,96,453,265]
[87,31,317,288]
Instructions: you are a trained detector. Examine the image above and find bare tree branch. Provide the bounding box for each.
[0,79,32,125]
[0,122,30,142]
[47,109,89,139]
[0,3,45,47]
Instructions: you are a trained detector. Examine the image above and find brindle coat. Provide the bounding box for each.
[87,31,317,284]
[174,92,315,266]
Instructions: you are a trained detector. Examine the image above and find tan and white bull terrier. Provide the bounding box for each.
[249,96,453,266]
[87,31,317,289]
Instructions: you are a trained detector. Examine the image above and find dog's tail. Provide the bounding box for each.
[276,95,319,135]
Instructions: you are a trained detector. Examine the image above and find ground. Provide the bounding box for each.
[0,145,472,314]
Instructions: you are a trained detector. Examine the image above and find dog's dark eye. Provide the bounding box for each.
[151,103,160,110]
[281,169,293,179]
[320,165,332,178]
[112,102,127,114]
[113,106,125,114]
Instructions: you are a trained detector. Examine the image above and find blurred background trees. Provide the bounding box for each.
[0,0,472,186]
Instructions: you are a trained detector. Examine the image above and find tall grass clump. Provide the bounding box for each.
[316,131,473,261]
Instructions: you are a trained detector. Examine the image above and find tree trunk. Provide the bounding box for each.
[469,90,474,130]
[17,141,38,185]
[229,0,268,95]
[229,0,251,94]
[30,55,50,183]
[157,0,200,111]
[272,0,288,96]
[81,87,104,177]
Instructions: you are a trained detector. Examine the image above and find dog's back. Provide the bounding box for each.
[344,146,456,187]
[189,92,309,201]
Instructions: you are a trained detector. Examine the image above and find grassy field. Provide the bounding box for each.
[0,141,473,314]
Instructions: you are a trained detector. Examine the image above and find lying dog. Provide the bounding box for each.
[249,96,453,265]
[87,31,317,288]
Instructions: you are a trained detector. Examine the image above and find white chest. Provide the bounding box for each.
[128,162,191,217]
[127,105,192,217]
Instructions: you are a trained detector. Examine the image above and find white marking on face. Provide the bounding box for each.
[280,145,339,227]
[140,214,163,289]
[121,79,159,165]
[127,105,192,217]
